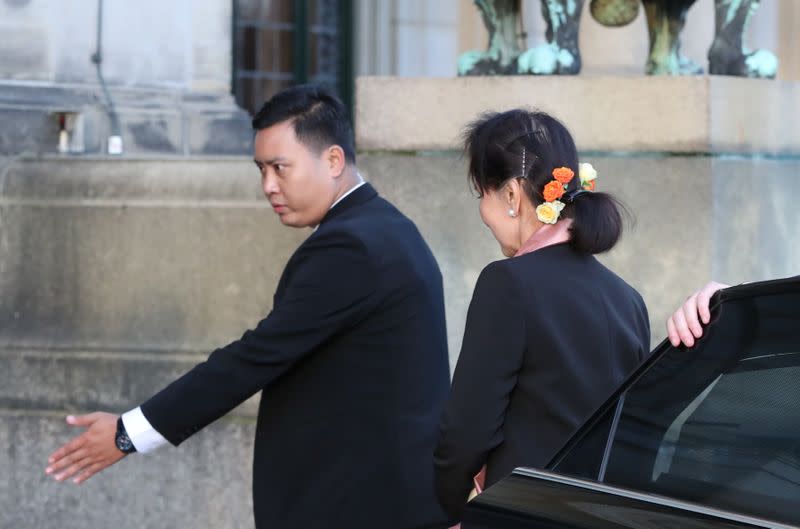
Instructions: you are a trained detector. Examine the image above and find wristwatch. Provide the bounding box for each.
[115,417,137,454]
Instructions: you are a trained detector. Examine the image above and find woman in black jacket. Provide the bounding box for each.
[434,109,651,522]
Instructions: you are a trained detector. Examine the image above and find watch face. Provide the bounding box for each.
[116,433,134,453]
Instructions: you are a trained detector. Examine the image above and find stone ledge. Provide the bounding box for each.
[0,349,260,417]
[0,81,242,111]
[355,76,800,155]
[0,191,305,351]
[0,82,252,156]
[2,158,260,200]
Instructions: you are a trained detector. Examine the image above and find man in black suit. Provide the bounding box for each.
[46,85,452,529]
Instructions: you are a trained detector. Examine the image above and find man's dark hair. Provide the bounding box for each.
[252,84,356,164]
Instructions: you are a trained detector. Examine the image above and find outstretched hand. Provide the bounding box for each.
[667,281,729,347]
[46,412,127,484]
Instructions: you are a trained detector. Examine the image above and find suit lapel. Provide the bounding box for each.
[274,183,378,302]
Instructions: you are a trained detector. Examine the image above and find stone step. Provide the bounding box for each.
[0,348,259,417]
[1,157,263,200]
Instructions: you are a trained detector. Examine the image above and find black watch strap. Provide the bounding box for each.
[115,416,137,454]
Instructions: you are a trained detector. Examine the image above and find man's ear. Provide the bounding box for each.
[326,145,346,178]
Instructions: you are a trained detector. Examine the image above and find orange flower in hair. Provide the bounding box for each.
[552,167,574,184]
[582,180,595,191]
[543,180,565,202]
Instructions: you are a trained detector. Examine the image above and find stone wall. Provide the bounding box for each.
[0,0,250,157]
[2,74,799,528]
[0,0,231,92]
[1,158,292,529]
[356,76,800,353]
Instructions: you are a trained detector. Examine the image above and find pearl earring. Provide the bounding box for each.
[508,209,516,218]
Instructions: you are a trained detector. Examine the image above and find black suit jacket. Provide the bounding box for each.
[141,184,451,529]
[434,243,650,521]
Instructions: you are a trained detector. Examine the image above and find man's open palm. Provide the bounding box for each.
[46,412,126,484]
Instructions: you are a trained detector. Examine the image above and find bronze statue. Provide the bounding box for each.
[458,0,778,78]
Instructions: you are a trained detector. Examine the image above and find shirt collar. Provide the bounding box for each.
[514,219,573,257]
[312,175,366,232]
[330,176,366,210]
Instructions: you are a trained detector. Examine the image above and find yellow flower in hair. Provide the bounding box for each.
[579,163,597,185]
[536,200,565,225]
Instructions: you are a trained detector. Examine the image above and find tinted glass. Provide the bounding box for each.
[601,289,800,525]
[551,402,616,480]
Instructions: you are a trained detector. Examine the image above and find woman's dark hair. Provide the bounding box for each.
[463,109,626,254]
[252,83,356,164]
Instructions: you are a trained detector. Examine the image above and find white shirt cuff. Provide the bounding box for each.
[121,407,169,454]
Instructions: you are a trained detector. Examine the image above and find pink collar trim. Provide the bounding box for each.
[514,219,573,257]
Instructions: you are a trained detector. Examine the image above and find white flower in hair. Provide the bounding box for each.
[579,163,597,184]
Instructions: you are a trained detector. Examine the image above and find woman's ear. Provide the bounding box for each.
[505,178,523,211]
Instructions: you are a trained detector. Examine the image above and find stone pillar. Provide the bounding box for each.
[774,1,800,80]
[355,0,460,77]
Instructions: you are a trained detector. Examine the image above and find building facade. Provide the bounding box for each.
[2,1,797,158]
[1,2,798,529]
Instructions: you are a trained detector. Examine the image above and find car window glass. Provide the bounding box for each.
[601,291,800,526]
[551,403,616,480]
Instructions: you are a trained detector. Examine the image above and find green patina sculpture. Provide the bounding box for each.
[458,0,778,78]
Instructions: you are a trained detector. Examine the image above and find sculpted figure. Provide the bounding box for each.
[458,0,778,78]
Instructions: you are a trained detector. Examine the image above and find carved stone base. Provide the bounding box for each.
[356,75,800,155]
